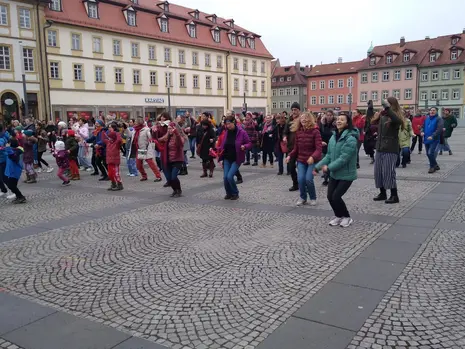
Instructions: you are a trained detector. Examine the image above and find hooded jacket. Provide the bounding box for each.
[104,131,122,165]
[289,126,322,164]
[0,131,10,164]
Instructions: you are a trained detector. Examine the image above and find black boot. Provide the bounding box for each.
[209,161,215,178]
[385,188,399,204]
[107,182,116,190]
[373,188,387,201]
[200,163,208,178]
[112,182,123,191]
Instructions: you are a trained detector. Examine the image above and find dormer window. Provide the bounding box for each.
[272,78,276,82]
[452,36,460,45]
[123,7,136,26]
[84,0,98,19]
[287,77,291,82]
[403,52,410,62]
[158,15,168,33]
[130,0,138,4]
[211,15,216,23]
[238,35,246,48]
[249,38,255,49]
[369,57,376,66]
[212,28,220,43]
[280,77,284,82]
[229,32,237,46]
[451,50,458,60]
[386,55,392,64]
[224,19,234,28]
[188,23,196,38]
[430,52,437,62]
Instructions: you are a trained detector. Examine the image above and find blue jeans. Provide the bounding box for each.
[297,161,317,201]
[275,148,284,174]
[33,143,38,163]
[164,164,180,183]
[223,159,240,196]
[189,137,196,156]
[425,141,439,168]
[441,137,451,152]
[396,147,411,167]
[127,158,138,175]
[78,145,92,168]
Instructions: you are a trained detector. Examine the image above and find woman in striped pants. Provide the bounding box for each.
[372,97,404,204]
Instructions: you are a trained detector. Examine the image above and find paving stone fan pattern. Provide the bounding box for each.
[440,188,465,223]
[0,202,388,349]
[348,229,465,349]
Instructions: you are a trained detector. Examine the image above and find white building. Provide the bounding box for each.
[45,0,273,123]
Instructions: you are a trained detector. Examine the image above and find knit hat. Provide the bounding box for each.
[15,126,23,131]
[55,140,65,151]
[291,102,301,110]
[57,121,67,128]
[67,130,75,137]
[23,130,33,137]
[96,120,105,127]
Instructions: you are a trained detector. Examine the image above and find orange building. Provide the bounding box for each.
[307,59,364,114]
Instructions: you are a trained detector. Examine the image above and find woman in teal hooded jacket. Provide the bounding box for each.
[315,114,358,228]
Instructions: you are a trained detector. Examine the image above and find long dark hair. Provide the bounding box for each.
[339,114,354,131]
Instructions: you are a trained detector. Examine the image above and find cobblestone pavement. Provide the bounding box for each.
[0,339,23,349]
[347,229,465,349]
[440,188,465,223]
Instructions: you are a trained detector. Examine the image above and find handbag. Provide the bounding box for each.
[278,127,287,153]
[138,142,153,160]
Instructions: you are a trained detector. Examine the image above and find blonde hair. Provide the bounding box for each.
[291,112,315,132]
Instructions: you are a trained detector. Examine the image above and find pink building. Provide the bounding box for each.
[307,59,363,114]
[357,37,431,111]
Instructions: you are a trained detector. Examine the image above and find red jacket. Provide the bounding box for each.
[289,127,322,164]
[104,131,122,165]
[160,126,185,167]
[352,115,365,141]
[412,115,426,136]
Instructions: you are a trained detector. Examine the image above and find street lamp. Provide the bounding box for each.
[348,85,353,117]
[18,41,28,120]
[243,74,247,114]
[166,65,171,115]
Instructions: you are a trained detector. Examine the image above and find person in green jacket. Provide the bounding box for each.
[397,117,413,168]
[315,114,358,228]
[440,109,457,155]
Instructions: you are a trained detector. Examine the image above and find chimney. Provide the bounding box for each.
[338,57,343,63]
[425,36,430,40]
[463,28,465,34]
[295,61,300,70]
[400,36,406,47]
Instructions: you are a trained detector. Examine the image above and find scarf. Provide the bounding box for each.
[262,122,273,135]
[132,124,144,150]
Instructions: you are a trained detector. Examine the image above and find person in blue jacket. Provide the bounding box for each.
[422,107,444,174]
[85,119,108,181]
[4,138,26,203]
[0,125,11,197]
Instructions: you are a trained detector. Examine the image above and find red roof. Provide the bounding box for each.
[308,60,364,77]
[272,64,311,87]
[420,34,465,67]
[46,0,273,59]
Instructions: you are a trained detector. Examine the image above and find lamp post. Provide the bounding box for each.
[18,41,28,120]
[348,85,353,117]
[243,74,247,114]
[166,65,171,115]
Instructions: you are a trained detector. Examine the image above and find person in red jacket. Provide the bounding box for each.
[411,111,426,154]
[352,109,365,168]
[286,112,322,207]
[104,124,123,191]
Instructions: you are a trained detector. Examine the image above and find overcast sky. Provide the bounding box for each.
[174,0,465,66]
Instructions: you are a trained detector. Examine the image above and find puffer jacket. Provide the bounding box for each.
[134,126,154,160]
[65,136,79,160]
[160,126,185,167]
[104,131,122,165]
[443,115,458,138]
[289,126,322,164]
[0,131,10,164]
[398,119,413,149]
[243,120,258,143]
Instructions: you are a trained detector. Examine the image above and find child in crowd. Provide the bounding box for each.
[66,130,80,180]
[5,138,26,203]
[53,141,71,186]
[104,124,124,191]
[0,125,10,198]
[397,115,413,168]
[22,130,38,184]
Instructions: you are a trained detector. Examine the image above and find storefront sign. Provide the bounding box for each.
[176,108,193,117]
[145,97,165,103]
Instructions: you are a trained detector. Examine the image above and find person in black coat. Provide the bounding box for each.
[196,120,217,178]
[319,110,337,186]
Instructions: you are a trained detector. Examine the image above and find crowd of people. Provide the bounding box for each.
[0,98,458,228]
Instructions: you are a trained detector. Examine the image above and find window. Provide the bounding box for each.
[244,79,248,91]
[250,38,255,49]
[360,92,367,102]
[133,70,140,84]
[404,89,412,100]
[346,95,352,104]
[382,90,389,100]
[178,50,185,64]
[442,70,450,80]
[233,58,238,70]
[452,38,458,45]
[279,101,284,109]
[127,11,136,26]
[49,0,61,11]
[239,36,245,47]
[386,55,392,64]
[382,71,389,81]
[231,35,236,46]
[47,30,57,47]
[451,51,458,60]
[405,69,413,80]
[338,79,344,88]
[441,90,449,100]
[217,55,222,68]
[319,96,325,104]
[361,73,368,83]
[193,75,199,88]
[88,2,98,18]
[453,69,461,79]
[0,5,7,26]
[113,40,121,55]
[320,80,325,89]
[218,77,223,90]
[179,74,186,88]
[311,96,317,105]
[329,80,334,89]
[393,90,400,99]
[272,89,277,96]
[92,37,101,53]
[243,59,248,71]
[311,81,316,90]
[452,89,460,100]
[71,33,81,50]
[188,24,196,38]
[279,89,284,96]
[50,61,59,78]
[252,80,257,92]
[261,61,265,73]
[95,66,103,82]
[206,76,212,89]
[371,72,378,82]
[213,30,220,43]
[73,64,83,80]
[252,60,257,72]
[337,95,344,104]
[431,91,438,100]
[371,91,378,101]
[131,43,139,57]
[432,71,439,80]
[192,52,198,65]
[234,78,239,91]
[430,53,436,62]
[148,45,156,60]
[369,57,376,66]
[19,8,31,29]
[293,88,298,95]
[403,52,410,62]
[23,48,34,72]
[420,91,427,100]
[261,81,265,92]
[160,19,168,33]
[164,47,171,62]
[394,70,400,81]
[150,71,157,85]
[328,96,334,104]
[272,102,277,109]
[286,101,291,108]
[347,77,353,88]
[421,71,428,82]
[115,68,123,83]
[286,88,291,95]
[165,72,172,87]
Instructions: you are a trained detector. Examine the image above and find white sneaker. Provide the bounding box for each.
[7,193,16,199]
[296,199,307,207]
[46,167,54,173]
[309,200,317,206]
[36,168,42,173]
[329,217,342,226]
[86,168,93,172]
[129,174,137,177]
[340,217,353,227]
[127,173,132,176]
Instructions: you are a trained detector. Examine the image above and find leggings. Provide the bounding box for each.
[6,176,24,199]
[96,156,108,177]
[37,151,49,168]
[262,150,274,165]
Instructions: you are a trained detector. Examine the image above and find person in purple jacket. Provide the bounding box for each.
[217,114,252,200]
